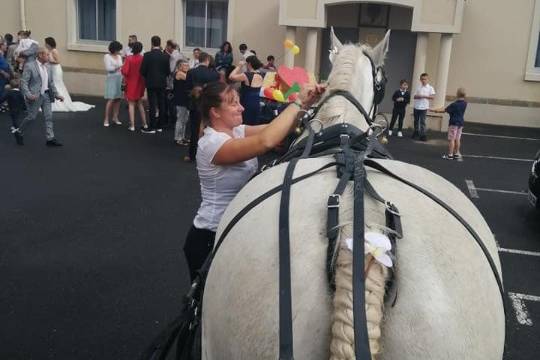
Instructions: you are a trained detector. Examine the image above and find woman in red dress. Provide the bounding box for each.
[121,41,148,131]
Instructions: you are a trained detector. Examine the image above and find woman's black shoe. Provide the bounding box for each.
[46,139,63,147]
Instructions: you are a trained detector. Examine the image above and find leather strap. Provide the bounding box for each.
[364,159,507,315]
[352,156,371,360]
[277,159,298,359]
[311,90,373,126]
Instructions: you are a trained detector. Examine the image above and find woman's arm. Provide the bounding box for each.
[244,124,268,136]
[213,104,302,165]
[228,61,247,83]
[121,58,130,76]
[213,84,325,165]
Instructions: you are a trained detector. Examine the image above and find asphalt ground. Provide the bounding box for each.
[1,96,539,359]
[385,122,540,360]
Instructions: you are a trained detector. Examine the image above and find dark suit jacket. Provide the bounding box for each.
[4,89,26,121]
[391,89,410,111]
[140,48,170,89]
[185,65,220,92]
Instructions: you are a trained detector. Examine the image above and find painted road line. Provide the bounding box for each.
[499,247,540,257]
[465,179,479,198]
[463,154,533,162]
[475,187,528,196]
[462,132,540,141]
[509,292,540,326]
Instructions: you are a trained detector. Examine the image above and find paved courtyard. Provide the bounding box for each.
[1,96,539,359]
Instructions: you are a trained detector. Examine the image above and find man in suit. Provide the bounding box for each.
[184,52,220,161]
[140,35,170,133]
[12,47,64,146]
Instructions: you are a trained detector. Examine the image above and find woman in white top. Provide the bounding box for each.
[103,41,123,127]
[183,81,325,281]
[45,37,95,112]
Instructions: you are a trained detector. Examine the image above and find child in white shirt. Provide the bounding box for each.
[413,73,435,141]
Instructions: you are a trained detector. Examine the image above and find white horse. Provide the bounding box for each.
[201,31,505,359]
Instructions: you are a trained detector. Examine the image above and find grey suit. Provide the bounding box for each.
[18,60,59,141]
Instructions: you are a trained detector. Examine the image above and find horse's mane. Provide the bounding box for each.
[317,44,373,126]
[326,44,369,93]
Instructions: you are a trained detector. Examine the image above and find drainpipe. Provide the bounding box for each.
[20,0,27,30]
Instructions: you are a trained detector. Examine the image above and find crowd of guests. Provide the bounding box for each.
[1,30,279,151]
[101,34,278,162]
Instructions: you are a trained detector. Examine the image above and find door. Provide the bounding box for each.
[374,30,416,113]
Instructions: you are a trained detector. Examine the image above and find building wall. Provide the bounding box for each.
[1,0,21,35]
[1,0,539,127]
[1,0,289,96]
[120,0,176,52]
[448,0,540,102]
[228,0,285,68]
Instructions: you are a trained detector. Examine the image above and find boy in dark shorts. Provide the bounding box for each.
[388,79,410,137]
[432,87,467,160]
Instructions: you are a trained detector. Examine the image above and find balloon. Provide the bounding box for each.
[291,45,300,55]
[263,87,274,99]
[273,89,285,102]
[283,39,294,49]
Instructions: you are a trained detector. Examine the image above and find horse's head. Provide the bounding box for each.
[316,28,390,133]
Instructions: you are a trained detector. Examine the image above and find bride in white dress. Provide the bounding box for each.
[45,37,95,112]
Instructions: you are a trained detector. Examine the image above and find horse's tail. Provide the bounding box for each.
[329,242,390,360]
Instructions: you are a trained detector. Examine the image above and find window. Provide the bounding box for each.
[185,0,228,49]
[77,0,116,42]
[526,0,540,80]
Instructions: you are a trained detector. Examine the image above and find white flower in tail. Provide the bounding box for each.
[345,232,393,268]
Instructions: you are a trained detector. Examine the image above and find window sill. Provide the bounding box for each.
[525,70,540,81]
[67,43,109,53]
[183,46,220,54]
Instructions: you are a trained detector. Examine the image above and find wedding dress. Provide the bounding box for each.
[50,63,95,112]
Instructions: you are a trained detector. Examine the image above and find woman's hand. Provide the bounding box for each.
[297,83,326,109]
[237,60,246,68]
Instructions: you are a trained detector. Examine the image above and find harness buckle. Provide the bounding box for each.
[340,134,350,147]
[385,201,400,216]
[328,194,341,208]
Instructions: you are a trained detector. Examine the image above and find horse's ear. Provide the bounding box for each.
[329,27,343,63]
[368,30,391,67]
[330,27,343,50]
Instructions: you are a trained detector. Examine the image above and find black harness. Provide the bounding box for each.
[141,54,506,360]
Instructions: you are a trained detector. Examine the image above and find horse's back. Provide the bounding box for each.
[202,157,505,360]
[203,157,337,360]
[365,160,504,359]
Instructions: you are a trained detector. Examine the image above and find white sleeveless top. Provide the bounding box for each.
[194,125,258,232]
